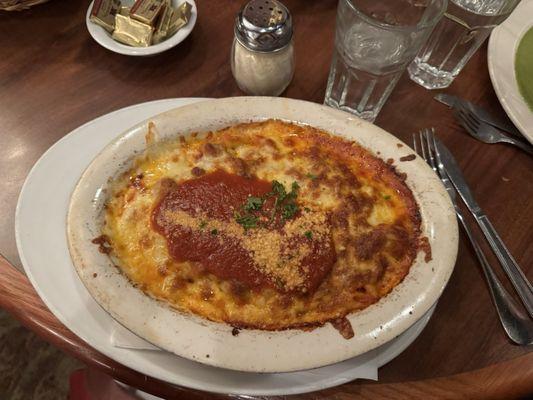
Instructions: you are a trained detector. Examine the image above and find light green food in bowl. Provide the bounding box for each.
[515,27,533,111]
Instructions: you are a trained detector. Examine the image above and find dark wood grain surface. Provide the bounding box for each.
[0,0,532,397]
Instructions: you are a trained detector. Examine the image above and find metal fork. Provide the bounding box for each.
[454,103,533,156]
[413,128,533,345]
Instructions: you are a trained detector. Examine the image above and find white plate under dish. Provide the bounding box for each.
[488,0,533,144]
[66,97,457,373]
[16,98,438,396]
[86,0,197,56]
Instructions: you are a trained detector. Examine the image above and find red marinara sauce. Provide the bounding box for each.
[151,170,336,293]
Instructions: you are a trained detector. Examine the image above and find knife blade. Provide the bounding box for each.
[434,137,482,215]
[434,138,533,318]
[434,93,522,138]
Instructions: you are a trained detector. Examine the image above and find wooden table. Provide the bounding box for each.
[1,0,532,398]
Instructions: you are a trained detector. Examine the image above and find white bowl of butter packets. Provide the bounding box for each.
[86,0,197,56]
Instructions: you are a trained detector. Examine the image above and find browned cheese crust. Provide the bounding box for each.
[101,120,424,335]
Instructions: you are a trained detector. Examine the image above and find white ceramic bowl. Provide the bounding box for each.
[67,97,458,373]
[86,0,197,56]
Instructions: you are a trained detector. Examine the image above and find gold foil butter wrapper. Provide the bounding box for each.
[119,5,130,16]
[90,0,121,32]
[130,0,164,26]
[168,1,192,37]
[112,14,153,47]
[152,1,173,44]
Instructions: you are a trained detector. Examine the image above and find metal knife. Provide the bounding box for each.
[435,139,533,318]
[434,93,522,138]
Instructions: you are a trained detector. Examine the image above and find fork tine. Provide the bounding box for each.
[430,131,444,176]
[427,129,451,183]
[456,107,475,130]
[459,105,480,130]
[412,132,420,155]
[416,128,446,182]
[420,129,433,168]
[419,130,427,162]
[429,129,437,157]
[454,109,477,135]
[458,103,482,125]
[423,128,438,172]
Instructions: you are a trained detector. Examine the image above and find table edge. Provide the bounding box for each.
[1,255,531,399]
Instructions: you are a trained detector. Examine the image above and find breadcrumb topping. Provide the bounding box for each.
[158,208,331,291]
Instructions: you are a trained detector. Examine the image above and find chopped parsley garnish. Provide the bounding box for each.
[235,213,258,230]
[199,221,207,229]
[306,173,318,180]
[244,196,264,212]
[281,202,299,220]
[272,180,299,222]
[210,229,218,235]
[383,195,391,200]
[304,230,313,239]
[235,180,300,230]
[288,181,299,198]
[271,180,286,198]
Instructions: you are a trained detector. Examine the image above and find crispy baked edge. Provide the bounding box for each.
[100,121,426,333]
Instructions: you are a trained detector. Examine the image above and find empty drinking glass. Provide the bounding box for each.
[324,0,447,122]
[408,0,521,89]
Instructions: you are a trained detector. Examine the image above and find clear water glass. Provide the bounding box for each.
[324,0,447,122]
[408,0,521,89]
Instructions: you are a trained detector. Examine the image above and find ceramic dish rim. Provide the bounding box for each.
[66,96,458,373]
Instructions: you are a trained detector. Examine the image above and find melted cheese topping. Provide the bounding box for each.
[101,120,421,333]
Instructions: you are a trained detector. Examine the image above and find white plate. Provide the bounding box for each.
[86,0,197,56]
[16,98,437,396]
[488,0,533,144]
[66,97,457,373]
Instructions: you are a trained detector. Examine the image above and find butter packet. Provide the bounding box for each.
[112,14,154,47]
[90,0,121,32]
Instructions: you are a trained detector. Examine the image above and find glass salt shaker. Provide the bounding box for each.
[231,0,294,96]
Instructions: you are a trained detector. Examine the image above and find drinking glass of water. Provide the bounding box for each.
[324,0,447,122]
[409,0,521,89]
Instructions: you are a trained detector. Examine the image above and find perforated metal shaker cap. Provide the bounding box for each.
[235,0,293,52]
